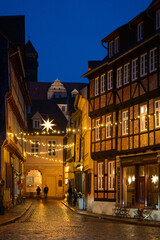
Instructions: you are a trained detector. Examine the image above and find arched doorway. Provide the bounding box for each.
[26,170,42,193]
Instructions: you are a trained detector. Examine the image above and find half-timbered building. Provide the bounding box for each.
[82,0,160,218]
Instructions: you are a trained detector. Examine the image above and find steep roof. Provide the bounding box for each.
[28,99,68,133]
[25,40,38,55]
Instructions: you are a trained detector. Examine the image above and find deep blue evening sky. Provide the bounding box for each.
[0,0,151,83]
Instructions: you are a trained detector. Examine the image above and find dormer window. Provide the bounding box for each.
[33,120,41,129]
[114,37,119,54]
[156,9,160,30]
[109,41,114,58]
[137,22,143,42]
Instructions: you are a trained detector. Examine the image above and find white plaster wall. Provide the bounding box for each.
[92,201,115,215]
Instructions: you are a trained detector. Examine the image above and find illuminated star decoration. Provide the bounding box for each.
[41,119,55,132]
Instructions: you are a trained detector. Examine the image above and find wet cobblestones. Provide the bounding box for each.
[0,200,160,240]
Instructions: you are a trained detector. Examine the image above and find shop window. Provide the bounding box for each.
[108,161,115,190]
[98,162,104,190]
[123,166,135,207]
[147,164,158,208]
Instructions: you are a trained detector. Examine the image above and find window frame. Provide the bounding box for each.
[140,53,147,77]
[95,77,99,96]
[48,140,56,156]
[98,162,104,190]
[156,9,160,30]
[100,74,106,94]
[124,63,130,85]
[30,140,40,156]
[132,58,138,81]
[149,48,157,73]
[137,22,143,42]
[155,100,160,128]
[122,110,128,136]
[140,104,148,132]
[95,119,100,141]
[107,70,113,90]
[108,161,115,191]
[33,120,41,129]
[106,115,111,139]
[117,67,122,88]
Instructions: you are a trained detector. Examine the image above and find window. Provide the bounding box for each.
[124,63,130,85]
[122,111,128,135]
[109,41,113,58]
[137,22,143,41]
[100,74,106,94]
[117,67,122,88]
[106,115,111,138]
[114,37,119,54]
[140,105,147,132]
[98,162,104,190]
[132,58,138,81]
[140,53,147,77]
[62,106,66,112]
[48,140,56,156]
[95,119,100,141]
[95,77,99,96]
[155,100,160,128]
[149,48,157,73]
[31,140,40,155]
[108,161,115,190]
[33,120,41,129]
[156,9,160,30]
[107,70,113,90]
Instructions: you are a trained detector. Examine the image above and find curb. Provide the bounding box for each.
[0,202,32,227]
[61,201,160,228]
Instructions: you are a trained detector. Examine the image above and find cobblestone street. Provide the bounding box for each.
[0,200,160,240]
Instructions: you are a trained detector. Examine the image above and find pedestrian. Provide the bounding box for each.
[73,188,78,208]
[68,184,72,205]
[36,186,41,198]
[44,185,49,198]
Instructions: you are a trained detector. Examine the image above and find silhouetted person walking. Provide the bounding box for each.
[44,185,49,198]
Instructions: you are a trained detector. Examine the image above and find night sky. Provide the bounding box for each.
[0,0,152,83]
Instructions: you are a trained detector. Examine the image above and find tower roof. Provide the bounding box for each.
[25,39,38,55]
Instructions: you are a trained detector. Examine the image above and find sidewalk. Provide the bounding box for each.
[0,200,32,226]
[61,200,160,228]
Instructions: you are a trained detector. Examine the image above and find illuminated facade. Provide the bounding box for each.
[82,0,160,219]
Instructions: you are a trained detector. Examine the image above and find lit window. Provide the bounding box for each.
[149,48,157,73]
[132,58,138,81]
[98,162,104,190]
[124,63,130,85]
[140,53,147,77]
[108,161,115,190]
[114,37,119,54]
[155,100,160,128]
[100,74,106,94]
[95,77,99,96]
[140,105,147,132]
[156,9,160,30]
[48,140,56,156]
[122,111,128,135]
[31,140,40,155]
[137,22,143,41]
[95,119,100,141]
[107,70,113,90]
[106,115,111,138]
[109,41,113,58]
[117,67,122,88]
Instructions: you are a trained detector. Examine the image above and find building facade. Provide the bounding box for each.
[82,0,160,219]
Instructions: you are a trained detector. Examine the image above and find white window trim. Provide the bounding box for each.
[122,111,128,136]
[98,162,104,190]
[95,77,99,96]
[109,41,113,58]
[114,37,119,54]
[33,120,41,129]
[107,70,113,90]
[48,140,56,156]
[132,58,138,81]
[149,48,157,73]
[95,119,100,141]
[124,63,130,85]
[106,115,111,138]
[140,53,147,77]
[117,67,122,88]
[155,100,160,128]
[108,161,115,190]
[140,105,147,132]
[137,22,143,42]
[100,74,106,94]
[156,9,160,30]
[30,140,40,156]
